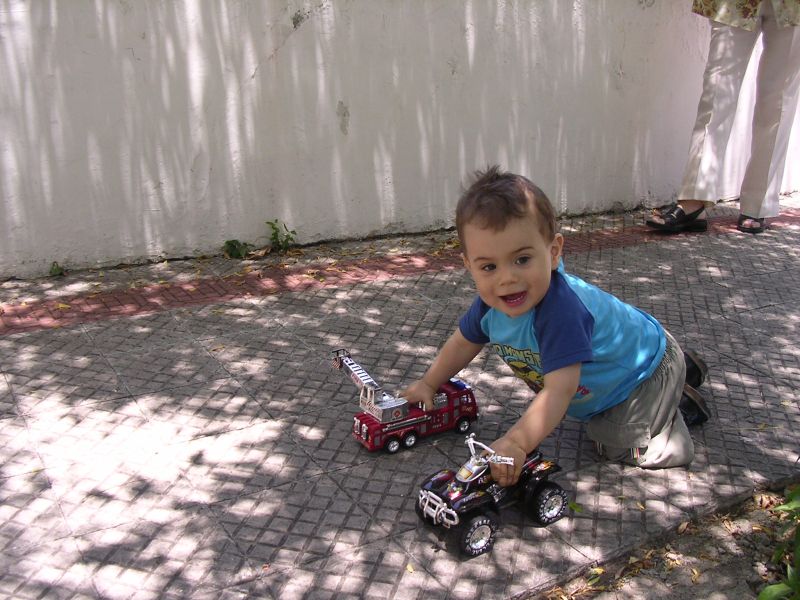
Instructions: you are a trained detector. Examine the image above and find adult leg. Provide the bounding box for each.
[678,21,759,205]
[648,21,758,232]
[738,8,800,225]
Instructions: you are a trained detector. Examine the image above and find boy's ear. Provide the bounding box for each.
[461,253,470,269]
[550,233,564,269]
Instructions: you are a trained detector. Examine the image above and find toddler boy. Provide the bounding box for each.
[401,166,709,485]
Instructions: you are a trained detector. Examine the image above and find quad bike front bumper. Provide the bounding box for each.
[417,490,459,528]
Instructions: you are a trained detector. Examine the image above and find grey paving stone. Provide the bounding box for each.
[172,299,277,340]
[73,511,258,597]
[22,397,149,473]
[0,416,45,479]
[327,452,457,537]
[285,406,369,471]
[179,420,324,503]
[205,332,345,418]
[259,534,450,600]
[331,278,458,327]
[210,473,389,573]
[103,340,229,395]
[134,379,269,443]
[393,520,584,600]
[0,470,72,558]
[0,535,98,599]
[84,311,194,350]
[54,471,199,538]
[0,327,128,404]
[255,287,363,328]
[411,269,476,307]
[0,375,14,418]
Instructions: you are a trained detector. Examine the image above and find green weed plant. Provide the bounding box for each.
[267,219,297,253]
[759,485,800,600]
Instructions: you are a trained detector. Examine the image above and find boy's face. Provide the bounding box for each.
[461,212,563,318]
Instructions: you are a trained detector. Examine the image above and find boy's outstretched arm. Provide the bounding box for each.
[399,329,484,410]
[490,363,581,486]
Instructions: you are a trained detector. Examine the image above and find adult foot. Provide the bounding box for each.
[736,214,766,234]
[646,201,708,233]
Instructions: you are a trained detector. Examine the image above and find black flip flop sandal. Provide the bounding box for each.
[736,214,766,234]
[646,204,708,233]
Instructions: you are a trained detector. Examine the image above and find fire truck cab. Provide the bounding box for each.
[331,349,479,453]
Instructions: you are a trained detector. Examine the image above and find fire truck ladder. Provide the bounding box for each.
[332,349,384,404]
[331,349,411,424]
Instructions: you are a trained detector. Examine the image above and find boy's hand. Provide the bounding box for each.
[399,380,437,411]
[489,436,527,487]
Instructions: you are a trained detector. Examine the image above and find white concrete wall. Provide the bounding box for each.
[1,0,798,278]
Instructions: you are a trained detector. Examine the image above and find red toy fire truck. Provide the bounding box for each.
[331,349,479,453]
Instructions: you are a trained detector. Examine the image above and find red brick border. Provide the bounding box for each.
[2,210,798,336]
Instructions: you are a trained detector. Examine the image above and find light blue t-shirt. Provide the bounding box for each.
[459,263,666,420]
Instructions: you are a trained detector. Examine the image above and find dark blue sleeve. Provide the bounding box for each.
[458,296,490,344]
[535,273,594,374]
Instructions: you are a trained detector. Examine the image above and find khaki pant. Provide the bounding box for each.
[587,331,694,469]
[679,0,800,218]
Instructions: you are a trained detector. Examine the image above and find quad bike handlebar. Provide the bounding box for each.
[464,433,514,466]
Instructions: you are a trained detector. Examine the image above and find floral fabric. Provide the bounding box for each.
[692,0,800,29]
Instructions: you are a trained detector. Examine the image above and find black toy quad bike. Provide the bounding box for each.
[416,434,569,556]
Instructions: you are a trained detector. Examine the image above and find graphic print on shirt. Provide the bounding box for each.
[491,342,594,401]
[491,343,544,393]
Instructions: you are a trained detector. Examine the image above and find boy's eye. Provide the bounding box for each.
[516,256,531,266]
[480,264,496,272]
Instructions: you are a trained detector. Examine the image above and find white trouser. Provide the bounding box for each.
[679,2,800,219]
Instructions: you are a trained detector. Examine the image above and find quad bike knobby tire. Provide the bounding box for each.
[529,482,568,525]
[458,512,499,556]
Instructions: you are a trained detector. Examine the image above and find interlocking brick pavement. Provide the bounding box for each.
[1,203,799,599]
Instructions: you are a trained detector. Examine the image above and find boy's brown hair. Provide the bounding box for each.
[455,165,557,249]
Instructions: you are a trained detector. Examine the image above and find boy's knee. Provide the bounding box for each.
[637,413,695,469]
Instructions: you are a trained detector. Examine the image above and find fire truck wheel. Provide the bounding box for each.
[458,512,498,557]
[402,432,418,449]
[385,437,401,454]
[456,417,471,434]
[529,482,568,526]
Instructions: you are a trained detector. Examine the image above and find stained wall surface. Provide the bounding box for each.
[1,0,798,277]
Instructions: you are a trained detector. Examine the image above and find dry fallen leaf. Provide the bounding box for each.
[636,501,646,511]
[678,521,690,534]
[55,303,71,310]
[722,519,735,533]
[691,567,701,583]
[406,563,414,573]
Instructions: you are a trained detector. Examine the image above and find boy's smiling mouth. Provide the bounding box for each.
[501,291,527,307]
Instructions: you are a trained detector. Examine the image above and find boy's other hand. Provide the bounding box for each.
[398,380,436,411]
[489,436,526,486]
